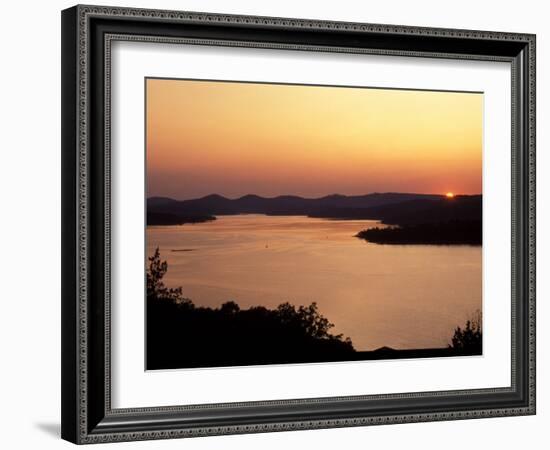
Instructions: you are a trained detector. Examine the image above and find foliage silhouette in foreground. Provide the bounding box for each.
[449,310,482,355]
[146,247,191,304]
[146,249,482,369]
[146,248,354,369]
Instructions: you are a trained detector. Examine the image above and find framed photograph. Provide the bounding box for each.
[61,5,536,444]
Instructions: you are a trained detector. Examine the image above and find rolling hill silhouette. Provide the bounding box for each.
[147,192,481,226]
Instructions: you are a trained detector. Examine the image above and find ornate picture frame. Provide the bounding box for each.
[61,5,535,444]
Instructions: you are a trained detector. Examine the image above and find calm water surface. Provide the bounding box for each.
[147,214,481,350]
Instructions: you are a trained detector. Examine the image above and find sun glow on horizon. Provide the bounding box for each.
[146,79,483,199]
[446,192,455,198]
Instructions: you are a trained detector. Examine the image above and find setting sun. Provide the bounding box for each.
[146,78,482,198]
[446,192,455,198]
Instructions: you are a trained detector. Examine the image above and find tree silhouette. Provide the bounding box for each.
[146,249,356,369]
[275,302,348,341]
[449,310,482,354]
[146,247,191,305]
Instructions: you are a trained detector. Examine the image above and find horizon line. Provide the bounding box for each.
[148,192,483,202]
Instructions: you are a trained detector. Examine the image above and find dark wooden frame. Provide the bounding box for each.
[61,4,536,444]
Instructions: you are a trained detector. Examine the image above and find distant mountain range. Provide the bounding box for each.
[147,193,482,226]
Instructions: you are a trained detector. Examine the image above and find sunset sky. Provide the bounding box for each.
[146,78,482,199]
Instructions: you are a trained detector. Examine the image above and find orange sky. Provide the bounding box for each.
[146,78,482,199]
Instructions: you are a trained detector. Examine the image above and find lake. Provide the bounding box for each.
[147,214,481,351]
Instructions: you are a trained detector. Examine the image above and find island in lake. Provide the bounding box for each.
[356,220,481,245]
